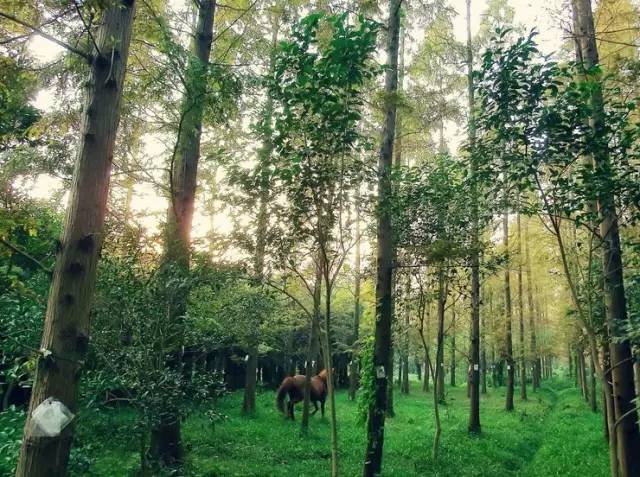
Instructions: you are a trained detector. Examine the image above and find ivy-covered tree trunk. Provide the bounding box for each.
[15,2,136,476]
[151,0,215,465]
[571,1,640,475]
[362,0,400,474]
[503,209,515,411]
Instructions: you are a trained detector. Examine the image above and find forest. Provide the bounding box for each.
[1,0,640,476]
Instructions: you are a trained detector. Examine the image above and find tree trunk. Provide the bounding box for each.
[517,213,527,400]
[362,1,400,473]
[423,351,430,392]
[436,268,446,404]
[244,18,278,417]
[349,192,362,401]
[15,3,136,476]
[525,222,540,391]
[572,1,640,474]
[303,264,322,431]
[589,351,597,412]
[503,210,515,411]
[450,308,456,388]
[433,266,447,458]
[322,271,339,477]
[465,0,482,433]
[151,0,216,465]
[401,274,410,395]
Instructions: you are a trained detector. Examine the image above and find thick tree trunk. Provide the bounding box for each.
[572,1,640,475]
[15,3,136,476]
[503,210,515,411]
[151,0,216,465]
[450,309,456,388]
[362,2,400,473]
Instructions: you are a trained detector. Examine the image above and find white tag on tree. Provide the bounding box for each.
[507,365,511,370]
[244,354,249,362]
[473,364,479,371]
[29,397,74,437]
[376,365,386,378]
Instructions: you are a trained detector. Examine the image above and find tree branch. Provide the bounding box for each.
[0,10,92,62]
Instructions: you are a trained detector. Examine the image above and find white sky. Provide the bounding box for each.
[22,0,568,249]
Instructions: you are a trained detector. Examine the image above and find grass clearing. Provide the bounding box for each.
[0,379,609,476]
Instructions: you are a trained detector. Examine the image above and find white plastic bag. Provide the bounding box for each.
[29,397,74,437]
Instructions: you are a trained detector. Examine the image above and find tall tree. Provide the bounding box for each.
[362,0,401,474]
[14,1,137,476]
[503,208,515,411]
[466,0,482,434]
[151,0,216,465]
[572,1,640,474]
[524,220,540,390]
[517,211,527,400]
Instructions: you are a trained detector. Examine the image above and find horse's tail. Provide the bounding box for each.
[276,378,290,413]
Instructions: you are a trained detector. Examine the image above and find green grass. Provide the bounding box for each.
[0,379,609,476]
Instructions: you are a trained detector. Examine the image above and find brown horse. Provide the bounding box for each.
[276,369,328,420]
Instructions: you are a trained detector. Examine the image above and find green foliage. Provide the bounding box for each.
[0,405,23,476]
[0,56,40,150]
[356,335,375,426]
[0,380,607,477]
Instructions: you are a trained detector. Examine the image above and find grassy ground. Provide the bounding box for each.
[0,379,609,476]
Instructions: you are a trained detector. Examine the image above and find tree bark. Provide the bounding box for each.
[466,0,482,433]
[362,1,400,473]
[151,0,216,465]
[571,1,640,474]
[525,221,540,390]
[517,213,527,400]
[349,192,362,401]
[15,2,136,476]
[503,210,515,411]
[302,264,322,431]
[450,308,456,388]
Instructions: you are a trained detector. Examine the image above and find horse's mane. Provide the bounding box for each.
[318,369,328,381]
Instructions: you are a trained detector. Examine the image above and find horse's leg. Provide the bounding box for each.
[321,399,325,417]
[287,401,293,420]
[311,401,318,416]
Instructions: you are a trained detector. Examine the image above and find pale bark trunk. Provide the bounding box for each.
[362,1,400,474]
[15,2,136,476]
